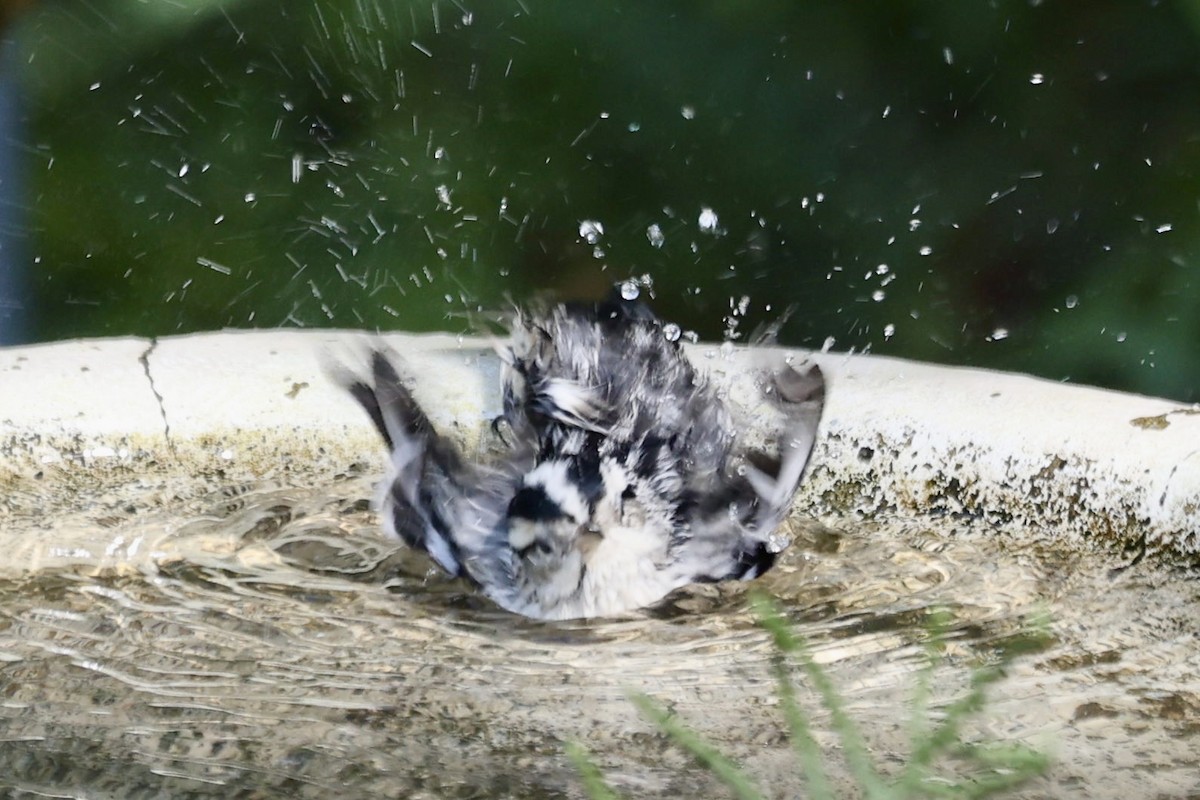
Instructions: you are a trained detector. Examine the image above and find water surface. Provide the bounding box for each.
[1,474,1197,798]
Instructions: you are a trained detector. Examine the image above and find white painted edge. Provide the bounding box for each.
[1,329,1196,563]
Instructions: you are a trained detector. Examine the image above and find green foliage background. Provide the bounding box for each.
[11,0,1200,400]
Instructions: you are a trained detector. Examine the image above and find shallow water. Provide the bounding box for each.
[1,474,1197,799]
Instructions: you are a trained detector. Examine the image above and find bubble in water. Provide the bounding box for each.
[579,219,605,244]
[646,223,665,248]
[662,322,681,342]
[765,530,790,554]
[698,207,720,234]
[619,280,640,300]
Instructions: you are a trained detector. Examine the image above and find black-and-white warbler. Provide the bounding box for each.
[345,292,824,620]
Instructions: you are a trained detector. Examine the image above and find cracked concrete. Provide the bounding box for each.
[1,329,1198,565]
[137,337,173,449]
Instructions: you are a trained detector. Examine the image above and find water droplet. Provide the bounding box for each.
[943,47,954,65]
[1156,223,1173,234]
[619,280,640,300]
[883,323,895,340]
[872,290,886,302]
[1046,218,1060,234]
[681,105,695,120]
[646,223,665,248]
[662,322,681,342]
[919,245,933,256]
[435,184,452,207]
[991,328,1009,341]
[1065,294,1079,309]
[627,121,641,132]
[1116,331,1127,343]
[244,192,256,203]
[875,263,889,275]
[579,219,605,244]
[698,207,720,234]
[1030,73,1045,85]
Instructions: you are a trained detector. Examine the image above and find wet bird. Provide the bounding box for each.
[344,292,825,620]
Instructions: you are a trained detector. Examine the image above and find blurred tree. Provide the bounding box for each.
[11,0,1200,399]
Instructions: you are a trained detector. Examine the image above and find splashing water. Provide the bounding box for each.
[1,471,1197,798]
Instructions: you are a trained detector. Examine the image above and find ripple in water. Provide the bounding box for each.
[1,477,1197,798]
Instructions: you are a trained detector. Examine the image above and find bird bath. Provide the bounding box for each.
[1,331,1197,798]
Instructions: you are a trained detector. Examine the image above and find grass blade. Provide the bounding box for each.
[566,741,623,800]
[751,594,833,800]
[629,692,764,800]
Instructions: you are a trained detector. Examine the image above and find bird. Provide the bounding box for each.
[343,290,825,620]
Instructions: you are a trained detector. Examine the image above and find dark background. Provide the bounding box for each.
[4,0,1200,400]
